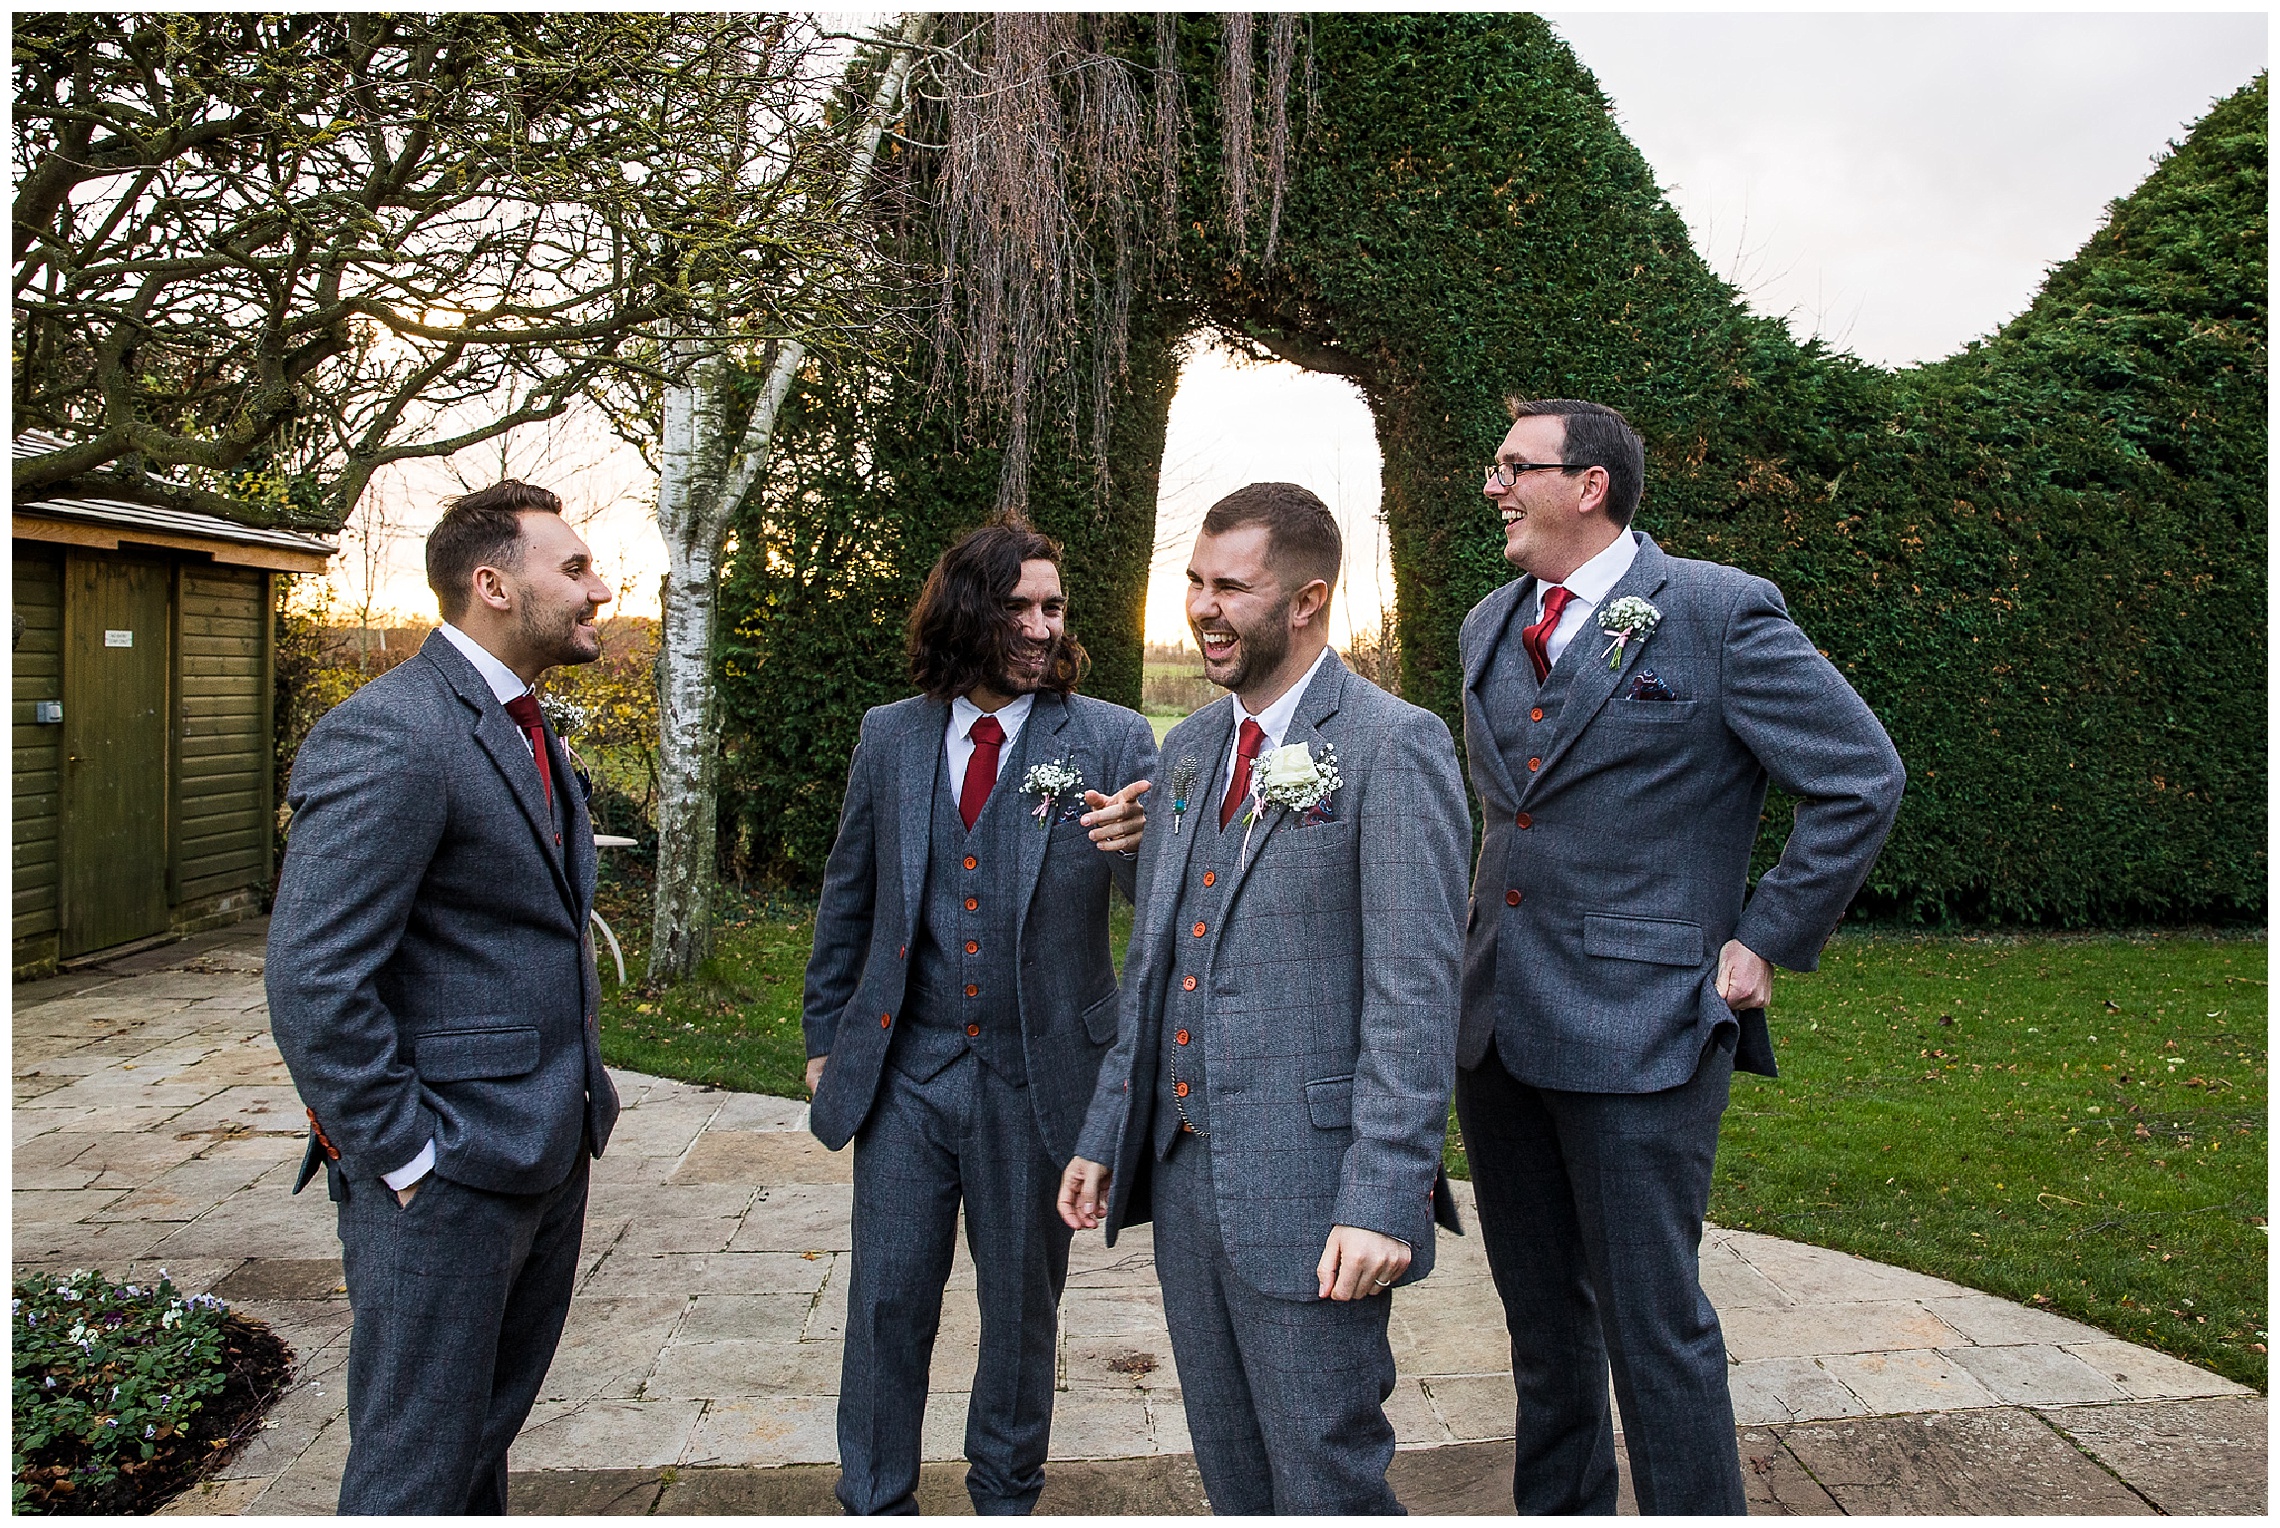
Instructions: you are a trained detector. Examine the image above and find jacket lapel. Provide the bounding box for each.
[898,702,944,931]
[423,634,576,913]
[1464,579,1533,806]
[1523,533,1672,797]
[1013,694,1072,916]
[1147,697,1232,946]
[1219,653,1348,914]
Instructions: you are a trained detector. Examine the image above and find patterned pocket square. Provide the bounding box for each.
[1626,669,1678,701]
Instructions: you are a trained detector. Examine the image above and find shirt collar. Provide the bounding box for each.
[1542,529,1640,611]
[952,688,1035,741]
[1234,643,1332,749]
[439,622,531,706]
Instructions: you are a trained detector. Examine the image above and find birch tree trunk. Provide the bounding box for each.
[645,19,926,984]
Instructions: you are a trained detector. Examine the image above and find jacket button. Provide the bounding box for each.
[1202,871,1216,887]
[1175,1028,1190,1045]
[1530,706,1545,723]
[964,897,979,911]
[966,1023,981,1037]
[897,945,906,959]
[1175,1081,1190,1098]
[1506,890,1522,906]
[965,984,979,998]
[1192,921,1207,938]
[1528,756,1542,772]
[1182,975,1197,992]
[1182,1120,1196,1133]
[555,832,563,844]
[1515,812,1532,829]
[963,855,977,871]
[880,1013,892,1028]
[965,940,979,955]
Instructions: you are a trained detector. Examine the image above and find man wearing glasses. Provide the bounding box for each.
[1455,398,1902,1513]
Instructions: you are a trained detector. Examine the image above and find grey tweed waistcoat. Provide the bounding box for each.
[894,721,1034,1086]
[1152,753,1248,1156]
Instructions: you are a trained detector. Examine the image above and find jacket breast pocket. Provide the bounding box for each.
[1582,913,1704,968]
[1304,1074,1354,1130]
[1601,698,1700,724]
[412,1025,543,1083]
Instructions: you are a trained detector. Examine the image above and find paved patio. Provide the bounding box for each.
[14,920,2265,1515]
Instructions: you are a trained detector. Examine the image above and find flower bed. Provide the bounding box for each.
[12,1269,293,1514]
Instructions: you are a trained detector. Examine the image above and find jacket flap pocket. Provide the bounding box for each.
[1582,914,1703,967]
[1081,989,1120,1045]
[413,1026,543,1083]
[1304,1074,1355,1129]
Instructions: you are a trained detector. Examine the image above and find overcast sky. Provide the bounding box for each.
[352,13,2268,647]
[1141,10,2267,647]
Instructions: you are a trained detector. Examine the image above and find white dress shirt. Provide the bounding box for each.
[1534,530,1640,670]
[1219,643,1333,800]
[383,625,541,1192]
[944,690,1036,806]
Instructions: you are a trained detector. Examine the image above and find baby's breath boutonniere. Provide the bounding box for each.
[1597,596,1662,670]
[1020,760,1084,828]
[1239,742,1342,867]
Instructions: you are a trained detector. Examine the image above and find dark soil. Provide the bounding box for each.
[16,1315,295,1515]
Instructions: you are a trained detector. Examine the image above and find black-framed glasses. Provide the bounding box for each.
[1484,460,1585,488]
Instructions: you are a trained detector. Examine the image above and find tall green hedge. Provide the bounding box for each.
[720,15,2265,924]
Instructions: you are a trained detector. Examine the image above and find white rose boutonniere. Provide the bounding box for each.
[1020,760,1084,828]
[1240,741,1341,867]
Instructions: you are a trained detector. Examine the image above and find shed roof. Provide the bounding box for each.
[13,430,335,572]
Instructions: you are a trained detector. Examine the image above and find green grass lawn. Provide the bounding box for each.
[599,890,2265,1391]
[1703,932,2266,1390]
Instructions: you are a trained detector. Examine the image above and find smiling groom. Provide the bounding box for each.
[1061,483,1469,1515]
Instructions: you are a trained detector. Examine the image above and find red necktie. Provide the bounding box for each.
[502,693,553,810]
[1220,718,1266,828]
[1522,585,1575,682]
[959,714,1005,830]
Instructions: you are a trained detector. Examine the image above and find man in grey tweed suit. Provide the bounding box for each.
[802,517,1157,1514]
[267,482,621,1513]
[1062,483,1470,1515]
[1459,399,1903,1514]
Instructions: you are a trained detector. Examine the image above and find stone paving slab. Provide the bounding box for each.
[12,919,2265,1515]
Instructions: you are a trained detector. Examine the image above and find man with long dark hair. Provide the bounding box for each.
[801,515,1157,1514]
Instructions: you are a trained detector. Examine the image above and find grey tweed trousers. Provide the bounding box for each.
[1151,1134,1403,1515]
[332,1156,589,1514]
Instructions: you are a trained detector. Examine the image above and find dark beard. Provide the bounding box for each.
[517,597,599,670]
[1201,597,1291,692]
[992,635,1054,695]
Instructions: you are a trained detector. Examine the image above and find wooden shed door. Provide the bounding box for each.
[60,553,171,957]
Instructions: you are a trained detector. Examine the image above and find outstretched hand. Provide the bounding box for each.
[1081,779,1151,855]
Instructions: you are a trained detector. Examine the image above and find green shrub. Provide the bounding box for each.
[12,1270,234,1512]
[714,17,2264,924]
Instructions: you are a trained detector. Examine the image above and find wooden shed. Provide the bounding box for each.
[13,433,334,976]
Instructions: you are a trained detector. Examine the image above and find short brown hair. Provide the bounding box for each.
[424,480,563,621]
[1503,397,1646,526]
[1199,481,1342,594]
[906,516,1087,705]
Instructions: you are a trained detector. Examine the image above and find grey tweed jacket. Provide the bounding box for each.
[802,690,1158,1162]
[1076,654,1471,1300]
[1457,531,1905,1091]
[268,631,619,1197]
